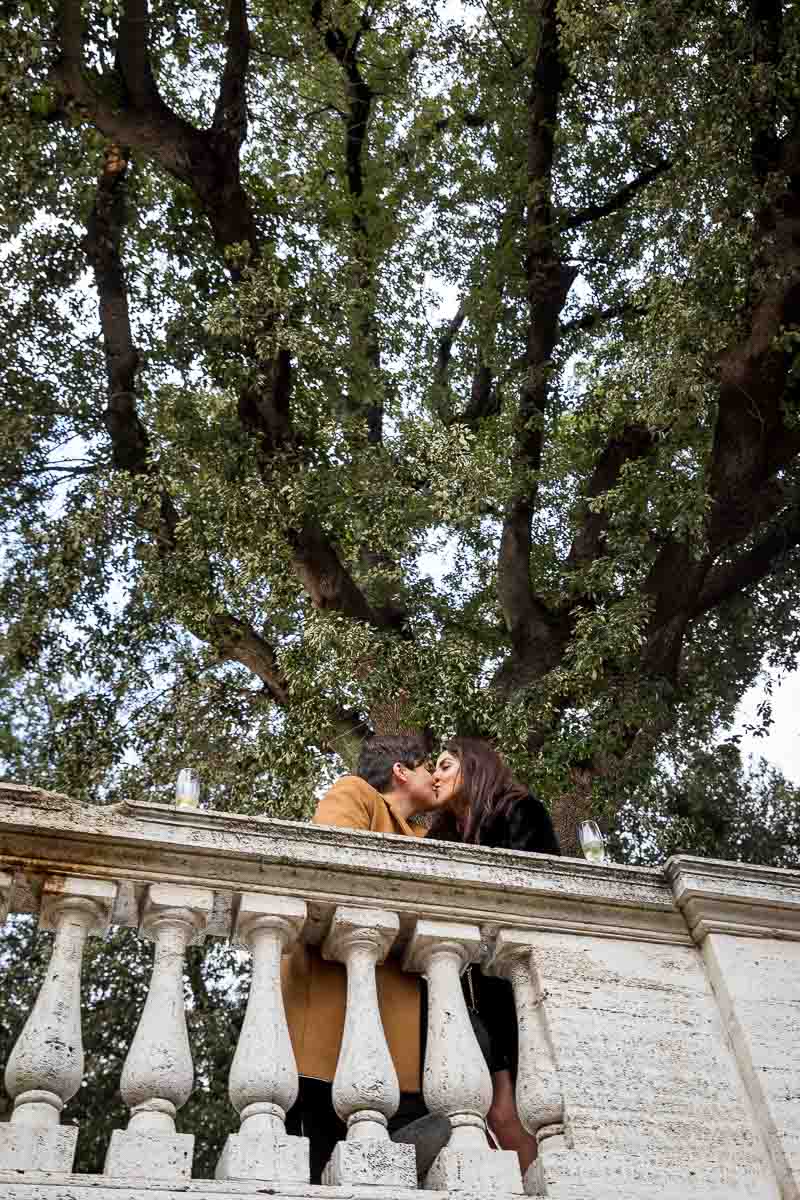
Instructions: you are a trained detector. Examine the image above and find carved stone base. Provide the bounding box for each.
[424,1145,524,1193]
[0,1123,78,1172]
[215,1130,309,1183]
[322,1137,417,1186]
[104,1129,194,1180]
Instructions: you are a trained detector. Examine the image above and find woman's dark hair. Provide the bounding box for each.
[428,737,529,844]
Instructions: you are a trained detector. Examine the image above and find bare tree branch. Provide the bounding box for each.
[562,159,671,232]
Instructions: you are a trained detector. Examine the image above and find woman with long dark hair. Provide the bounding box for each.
[429,737,560,1174]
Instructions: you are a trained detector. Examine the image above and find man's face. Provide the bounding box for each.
[404,759,440,811]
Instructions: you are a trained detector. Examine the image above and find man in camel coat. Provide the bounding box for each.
[283,734,445,1182]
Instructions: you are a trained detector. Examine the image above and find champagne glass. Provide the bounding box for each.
[175,767,201,809]
[577,820,606,864]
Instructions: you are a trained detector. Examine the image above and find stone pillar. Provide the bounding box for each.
[104,882,213,1181]
[489,929,565,1196]
[669,856,800,1200]
[321,906,416,1186]
[215,892,309,1183]
[404,918,523,1193]
[0,876,117,1171]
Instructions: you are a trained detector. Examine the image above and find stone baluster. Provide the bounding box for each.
[489,930,565,1196]
[104,883,213,1181]
[0,876,117,1171]
[404,919,523,1193]
[321,906,416,1186]
[216,892,309,1182]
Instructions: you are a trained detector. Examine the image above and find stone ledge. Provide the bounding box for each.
[666,855,800,942]
[0,1171,451,1199]
[0,785,688,945]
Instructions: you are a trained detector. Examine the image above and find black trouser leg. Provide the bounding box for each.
[285,1078,346,1184]
[286,1079,428,1184]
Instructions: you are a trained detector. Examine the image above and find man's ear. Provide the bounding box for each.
[391,761,408,788]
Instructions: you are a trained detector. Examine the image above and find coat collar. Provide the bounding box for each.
[382,792,427,837]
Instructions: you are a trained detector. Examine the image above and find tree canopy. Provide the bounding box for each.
[3,0,800,844]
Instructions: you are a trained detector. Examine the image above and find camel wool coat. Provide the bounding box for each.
[281,775,426,1093]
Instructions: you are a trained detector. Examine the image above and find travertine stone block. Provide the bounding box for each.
[515,929,780,1199]
[322,1136,416,1187]
[0,868,13,922]
[425,1144,524,1192]
[216,1129,308,1183]
[702,933,800,1198]
[104,1129,194,1181]
[0,1124,77,1173]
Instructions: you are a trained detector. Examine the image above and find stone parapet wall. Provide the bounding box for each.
[0,781,798,1199]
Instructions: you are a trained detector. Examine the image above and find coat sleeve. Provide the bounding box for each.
[313,778,374,830]
[502,795,561,855]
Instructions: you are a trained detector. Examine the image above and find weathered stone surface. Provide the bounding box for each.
[0,1175,442,1199]
[215,1130,309,1183]
[0,1126,77,1174]
[702,933,800,1198]
[322,1136,416,1187]
[322,907,407,1185]
[0,783,686,943]
[520,929,780,1199]
[216,892,308,1184]
[104,1130,194,1181]
[424,1145,523,1193]
[105,884,212,1180]
[1,876,117,1173]
[2,786,800,1198]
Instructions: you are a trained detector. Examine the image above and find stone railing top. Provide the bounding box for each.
[1,782,799,946]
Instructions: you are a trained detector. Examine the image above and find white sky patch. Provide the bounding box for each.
[733,667,800,784]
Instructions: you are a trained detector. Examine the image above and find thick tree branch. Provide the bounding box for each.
[560,300,646,336]
[59,0,405,645]
[749,0,783,182]
[209,615,290,704]
[496,0,570,672]
[562,159,671,232]
[115,0,162,111]
[692,505,800,619]
[433,302,466,406]
[52,0,258,255]
[84,148,293,703]
[311,0,383,444]
[566,425,657,572]
[213,0,250,147]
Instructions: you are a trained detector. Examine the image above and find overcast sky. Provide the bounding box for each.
[734,669,800,783]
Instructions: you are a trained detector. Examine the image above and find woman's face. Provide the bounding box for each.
[433,750,462,808]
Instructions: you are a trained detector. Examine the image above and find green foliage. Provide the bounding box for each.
[1,0,800,829]
[613,743,800,869]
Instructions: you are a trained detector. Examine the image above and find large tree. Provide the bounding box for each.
[3,0,800,846]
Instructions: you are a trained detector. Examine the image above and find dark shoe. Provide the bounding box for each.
[391,1114,451,1184]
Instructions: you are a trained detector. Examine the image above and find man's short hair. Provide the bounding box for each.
[356,734,428,794]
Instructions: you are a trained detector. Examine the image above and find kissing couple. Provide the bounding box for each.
[282,733,561,1183]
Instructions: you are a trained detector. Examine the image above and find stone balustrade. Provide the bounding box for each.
[0,780,798,1200]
